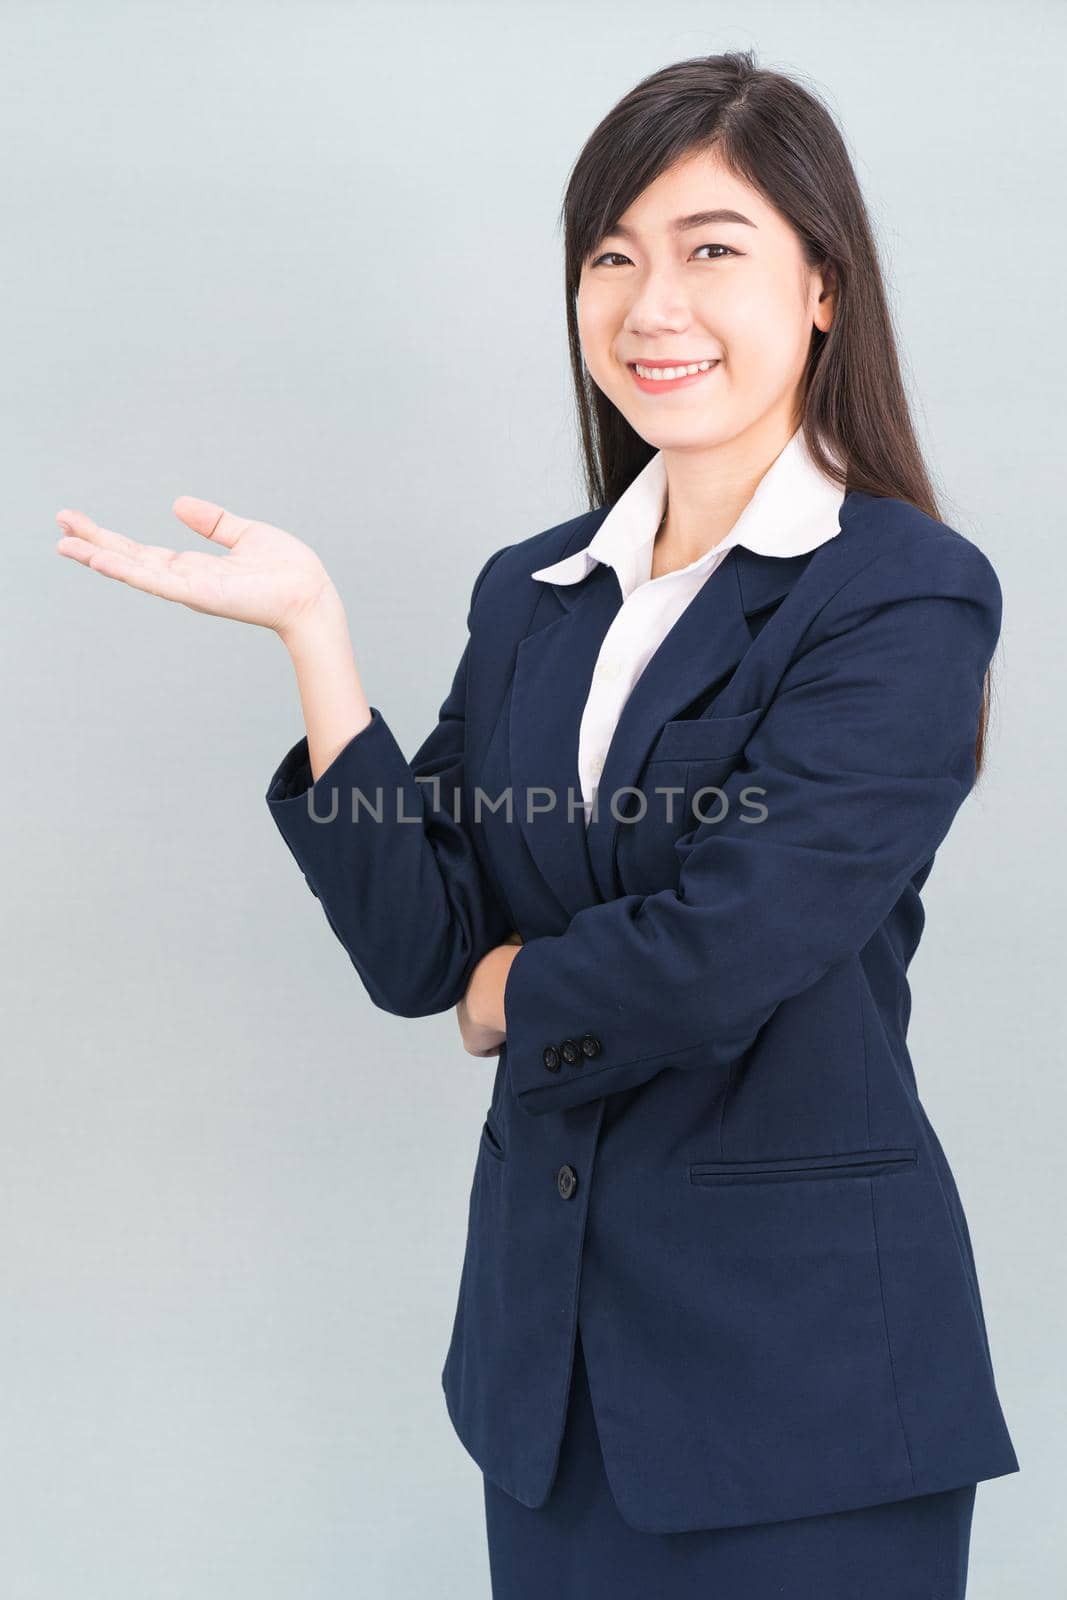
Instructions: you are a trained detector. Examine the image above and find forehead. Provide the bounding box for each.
[610,149,778,234]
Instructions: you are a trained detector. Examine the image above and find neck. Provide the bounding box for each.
[653,407,801,573]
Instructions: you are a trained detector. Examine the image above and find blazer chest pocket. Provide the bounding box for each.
[646,704,766,765]
[640,704,767,831]
[689,1146,918,1186]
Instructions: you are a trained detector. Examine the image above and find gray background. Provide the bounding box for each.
[2,1,1061,1594]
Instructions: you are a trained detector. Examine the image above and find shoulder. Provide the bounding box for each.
[816,490,1002,628]
[467,507,608,617]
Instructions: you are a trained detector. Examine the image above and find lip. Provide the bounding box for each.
[627,359,720,395]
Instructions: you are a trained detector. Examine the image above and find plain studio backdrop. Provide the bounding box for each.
[1,2,1062,1595]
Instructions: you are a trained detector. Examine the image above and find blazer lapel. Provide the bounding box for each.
[584,544,751,901]
[509,540,814,912]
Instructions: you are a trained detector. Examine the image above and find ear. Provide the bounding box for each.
[812,260,837,334]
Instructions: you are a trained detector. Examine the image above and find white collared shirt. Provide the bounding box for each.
[529,428,846,823]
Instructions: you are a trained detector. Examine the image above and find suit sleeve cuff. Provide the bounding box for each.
[264,707,412,894]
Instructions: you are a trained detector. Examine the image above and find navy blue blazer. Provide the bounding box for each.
[265,486,1020,1534]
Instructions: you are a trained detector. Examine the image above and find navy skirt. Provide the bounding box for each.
[483,1323,976,1599]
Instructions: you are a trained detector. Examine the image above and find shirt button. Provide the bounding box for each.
[590,754,605,777]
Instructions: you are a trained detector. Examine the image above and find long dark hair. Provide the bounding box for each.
[558,49,994,780]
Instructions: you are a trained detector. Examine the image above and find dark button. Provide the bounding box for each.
[557,1164,578,1200]
[579,1034,601,1059]
[560,1038,582,1066]
[542,1045,561,1073]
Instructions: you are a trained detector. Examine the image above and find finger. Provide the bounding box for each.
[61,540,198,605]
[55,516,181,584]
[56,532,113,568]
[55,507,146,561]
[173,495,249,550]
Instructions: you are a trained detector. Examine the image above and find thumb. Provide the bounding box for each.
[172,495,250,550]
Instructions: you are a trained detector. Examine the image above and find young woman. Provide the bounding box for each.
[55,49,1018,1600]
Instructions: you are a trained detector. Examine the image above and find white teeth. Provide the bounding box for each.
[634,360,717,380]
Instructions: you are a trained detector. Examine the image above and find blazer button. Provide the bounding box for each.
[542,1045,561,1073]
[560,1038,582,1066]
[557,1164,578,1200]
[579,1034,601,1059]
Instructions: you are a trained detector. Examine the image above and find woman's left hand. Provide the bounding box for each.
[456,932,523,1055]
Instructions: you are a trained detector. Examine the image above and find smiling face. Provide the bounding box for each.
[577,147,835,453]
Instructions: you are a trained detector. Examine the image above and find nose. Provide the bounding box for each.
[622,266,697,337]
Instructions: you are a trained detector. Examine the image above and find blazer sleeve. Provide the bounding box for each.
[264,545,515,1017]
[503,531,1003,1117]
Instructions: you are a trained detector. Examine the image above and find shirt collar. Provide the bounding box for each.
[529,427,846,597]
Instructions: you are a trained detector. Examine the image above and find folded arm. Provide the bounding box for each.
[503,533,1002,1116]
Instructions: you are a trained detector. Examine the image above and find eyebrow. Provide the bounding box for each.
[603,209,757,241]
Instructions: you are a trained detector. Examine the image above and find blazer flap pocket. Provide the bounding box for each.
[648,705,766,764]
[689,1146,918,1185]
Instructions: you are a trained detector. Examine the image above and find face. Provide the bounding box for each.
[577,147,834,453]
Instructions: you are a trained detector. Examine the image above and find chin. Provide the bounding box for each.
[646,420,739,452]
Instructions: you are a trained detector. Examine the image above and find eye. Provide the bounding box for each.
[587,243,739,268]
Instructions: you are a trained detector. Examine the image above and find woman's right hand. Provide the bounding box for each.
[456,930,524,1057]
[54,495,340,645]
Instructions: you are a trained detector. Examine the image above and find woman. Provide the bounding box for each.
[55,49,1018,1600]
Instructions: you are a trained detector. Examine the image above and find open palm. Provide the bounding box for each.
[54,495,337,640]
